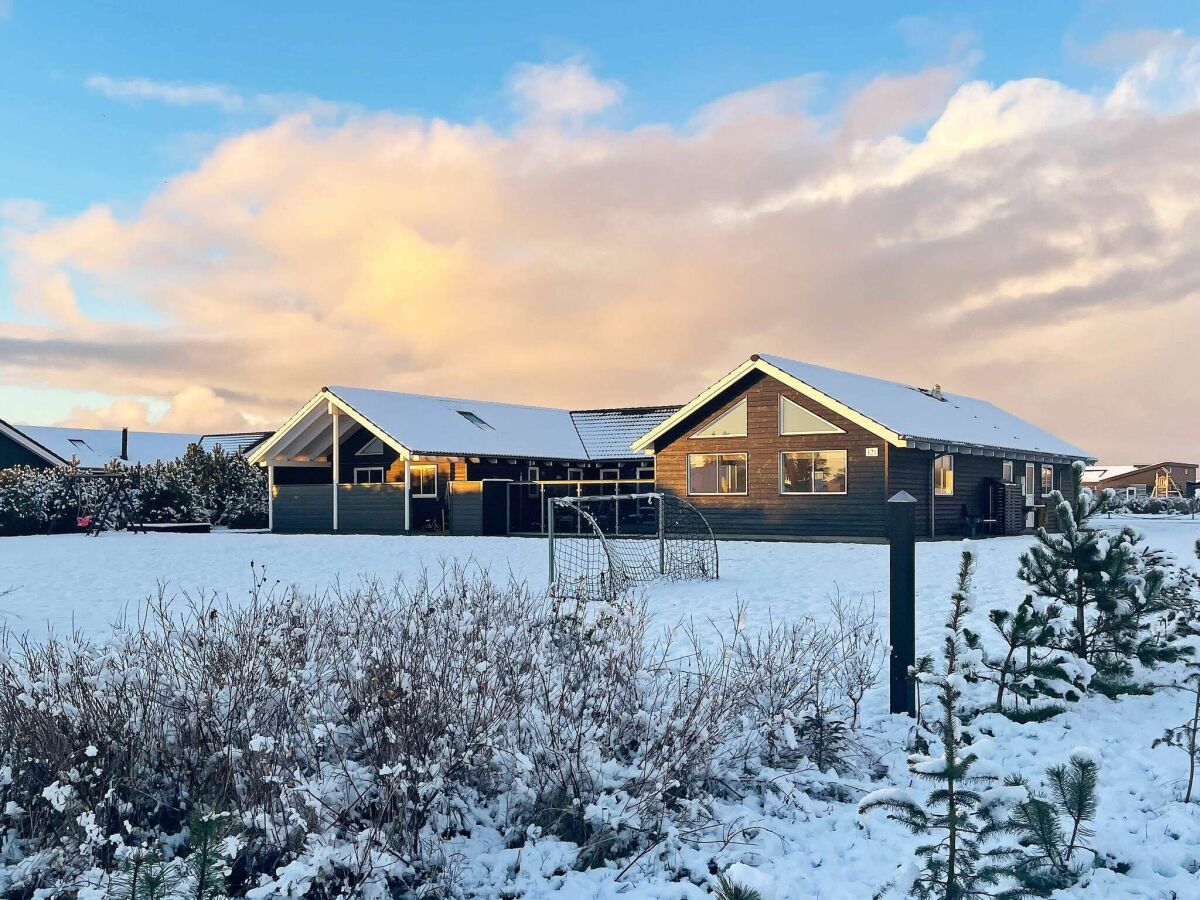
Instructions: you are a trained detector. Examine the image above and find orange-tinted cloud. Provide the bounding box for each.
[3,45,1200,460]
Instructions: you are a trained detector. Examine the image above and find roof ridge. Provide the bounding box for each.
[327,384,572,414]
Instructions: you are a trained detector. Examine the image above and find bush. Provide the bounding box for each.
[0,568,880,896]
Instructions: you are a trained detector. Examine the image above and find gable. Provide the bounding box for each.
[692,398,748,438]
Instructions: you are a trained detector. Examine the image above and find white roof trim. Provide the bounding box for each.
[630,357,904,452]
[248,388,412,465]
[0,419,69,466]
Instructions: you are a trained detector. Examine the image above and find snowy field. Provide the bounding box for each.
[1,514,1199,898]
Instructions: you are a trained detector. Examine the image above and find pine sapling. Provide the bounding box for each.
[860,549,1024,900]
[184,812,232,900]
[1010,751,1100,892]
[965,596,1091,716]
[1152,658,1200,803]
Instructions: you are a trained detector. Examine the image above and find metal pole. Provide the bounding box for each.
[547,498,556,587]
[267,464,275,532]
[888,490,918,716]
[403,457,411,533]
[657,493,666,575]
[331,410,340,532]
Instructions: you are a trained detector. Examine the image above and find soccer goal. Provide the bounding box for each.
[548,491,718,600]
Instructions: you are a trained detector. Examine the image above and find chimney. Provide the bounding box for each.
[120,427,129,461]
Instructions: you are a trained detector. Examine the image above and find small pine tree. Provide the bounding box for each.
[1153,654,1200,803]
[965,596,1091,715]
[183,812,232,900]
[860,549,1024,900]
[1009,752,1100,893]
[109,848,181,900]
[1018,461,1192,689]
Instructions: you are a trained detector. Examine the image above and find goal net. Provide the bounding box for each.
[548,492,719,601]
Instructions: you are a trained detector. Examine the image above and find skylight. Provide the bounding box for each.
[457,410,494,430]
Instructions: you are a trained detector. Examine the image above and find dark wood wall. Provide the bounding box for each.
[0,433,55,469]
[652,370,889,539]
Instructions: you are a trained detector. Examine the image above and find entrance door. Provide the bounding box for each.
[1023,463,1036,528]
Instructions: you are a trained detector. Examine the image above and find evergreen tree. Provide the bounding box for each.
[1009,752,1100,893]
[860,549,1025,900]
[1017,462,1192,689]
[965,596,1092,716]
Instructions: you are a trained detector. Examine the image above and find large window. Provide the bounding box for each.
[780,450,847,494]
[410,464,437,498]
[353,466,384,484]
[934,454,954,496]
[1041,465,1053,494]
[692,399,747,439]
[687,453,747,495]
[779,396,844,435]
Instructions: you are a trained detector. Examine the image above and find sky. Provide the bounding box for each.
[1,1,1199,463]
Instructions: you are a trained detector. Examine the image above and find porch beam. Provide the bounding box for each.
[404,457,411,532]
[267,464,275,532]
[331,408,340,532]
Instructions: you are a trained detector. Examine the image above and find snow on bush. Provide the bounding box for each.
[0,446,266,535]
[0,566,881,896]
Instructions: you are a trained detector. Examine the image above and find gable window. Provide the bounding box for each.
[934,454,954,496]
[353,466,384,484]
[356,437,384,456]
[410,464,437,498]
[1041,465,1053,495]
[1002,460,1014,482]
[692,399,747,439]
[779,396,844,436]
[781,450,847,494]
[687,453,747,495]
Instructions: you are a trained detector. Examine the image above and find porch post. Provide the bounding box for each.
[331,409,340,532]
[404,457,412,532]
[267,464,275,532]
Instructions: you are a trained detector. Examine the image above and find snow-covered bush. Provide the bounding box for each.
[0,465,87,535]
[1108,494,1198,516]
[0,567,874,896]
[179,445,267,528]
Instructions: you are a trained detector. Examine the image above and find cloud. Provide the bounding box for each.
[85,74,348,119]
[5,46,1200,460]
[508,59,623,122]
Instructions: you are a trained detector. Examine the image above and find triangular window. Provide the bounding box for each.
[692,399,747,439]
[356,437,385,456]
[779,396,844,435]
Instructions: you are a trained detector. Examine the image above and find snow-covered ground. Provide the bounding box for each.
[1,514,1198,898]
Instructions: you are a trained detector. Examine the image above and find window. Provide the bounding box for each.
[687,453,747,495]
[567,467,584,481]
[353,466,384,484]
[457,410,493,430]
[527,466,539,482]
[1024,463,1035,496]
[692,399,747,439]
[780,450,848,494]
[636,466,654,482]
[934,454,954,496]
[1041,465,1053,495]
[600,468,619,481]
[779,396,844,435]
[410,464,437,497]
[1002,460,1014,482]
[356,437,384,456]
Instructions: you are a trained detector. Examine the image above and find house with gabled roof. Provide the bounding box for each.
[0,420,203,469]
[250,354,1092,540]
[630,354,1094,540]
[246,386,678,534]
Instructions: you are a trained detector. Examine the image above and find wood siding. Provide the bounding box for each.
[652,371,888,540]
[272,484,333,532]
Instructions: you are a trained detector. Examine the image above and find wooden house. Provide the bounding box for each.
[0,420,205,469]
[629,355,1094,540]
[1083,461,1198,499]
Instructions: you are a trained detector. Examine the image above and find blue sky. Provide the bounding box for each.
[2,1,1197,215]
[2,1,1200,460]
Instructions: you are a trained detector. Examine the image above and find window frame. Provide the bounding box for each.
[353,466,385,484]
[567,467,584,481]
[355,437,384,457]
[690,398,748,440]
[934,453,954,496]
[409,463,438,498]
[778,395,845,436]
[1041,464,1053,495]
[778,450,849,495]
[686,452,749,496]
[1002,460,1014,482]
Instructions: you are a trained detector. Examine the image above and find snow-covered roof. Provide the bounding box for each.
[252,387,676,464]
[632,354,1093,460]
[15,425,201,468]
[571,406,681,460]
[197,432,273,454]
[1082,464,1138,484]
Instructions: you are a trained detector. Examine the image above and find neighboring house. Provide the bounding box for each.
[1084,461,1199,499]
[630,354,1093,541]
[252,355,1092,540]
[0,420,202,469]
[247,387,679,534]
